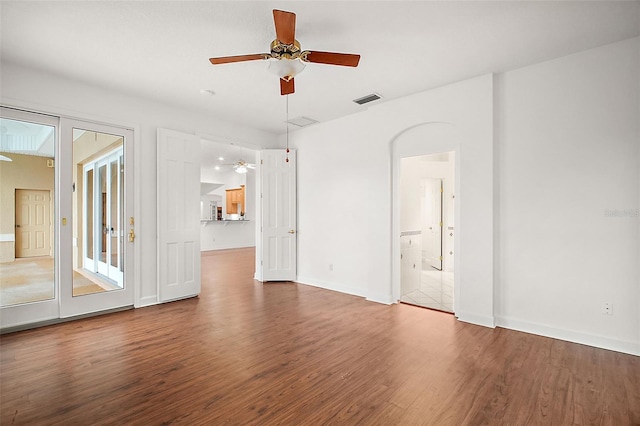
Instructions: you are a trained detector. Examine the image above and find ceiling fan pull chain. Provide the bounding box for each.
[285,94,290,163]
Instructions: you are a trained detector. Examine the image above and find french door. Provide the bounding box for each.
[59,119,134,318]
[0,108,135,330]
[0,107,59,327]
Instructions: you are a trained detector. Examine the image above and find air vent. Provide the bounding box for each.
[286,116,318,128]
[353,93,382,105]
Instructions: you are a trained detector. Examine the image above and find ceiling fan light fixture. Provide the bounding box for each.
[267,57,306,81]
[235,165,248,174]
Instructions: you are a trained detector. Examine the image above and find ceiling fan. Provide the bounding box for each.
[223,159,256,174]
[209,9,361,95]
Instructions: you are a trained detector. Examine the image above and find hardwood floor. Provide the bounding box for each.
[1,247,639,425]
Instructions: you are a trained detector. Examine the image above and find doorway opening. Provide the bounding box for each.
[399,151,455,313]
[199,140,258,252]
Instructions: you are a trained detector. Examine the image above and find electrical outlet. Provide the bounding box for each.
[603,302,613,315]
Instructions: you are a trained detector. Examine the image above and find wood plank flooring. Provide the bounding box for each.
[1,247,639,425]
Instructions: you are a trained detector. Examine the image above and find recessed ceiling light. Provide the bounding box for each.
[215,166,220,170]
[200,89,216,96]
[218,156,224,161]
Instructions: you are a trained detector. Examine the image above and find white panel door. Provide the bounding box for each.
[15,189,51,258]
[261,149,296,281]
[157,128,201,302]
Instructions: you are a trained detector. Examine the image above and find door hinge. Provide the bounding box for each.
[439,255,443,261]
[261,159,263,165]
[439,221,443,227]
[440,187,443,193]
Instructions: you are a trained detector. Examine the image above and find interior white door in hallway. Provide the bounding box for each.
[261,149,296,281]
[157,128,201,302]
[15,189,51,258]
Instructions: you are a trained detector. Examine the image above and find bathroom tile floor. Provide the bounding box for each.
[401,270,454,313]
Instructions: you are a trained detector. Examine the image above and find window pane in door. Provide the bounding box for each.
[98,163,107,265]
[0,118,56,307]
[72,129,124,296]
[86,168,94,260]
[119,154,124,273]
[110,159,118,268]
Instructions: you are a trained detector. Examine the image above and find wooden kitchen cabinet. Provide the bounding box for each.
[225,185,245,215]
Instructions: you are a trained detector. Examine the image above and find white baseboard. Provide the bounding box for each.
[295,276,367,299]
[200,243,255,252]
[457,312,496,328]
[496,316,640,356]
[366,292,394,305]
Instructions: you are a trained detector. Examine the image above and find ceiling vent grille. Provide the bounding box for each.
[353,93,382,105]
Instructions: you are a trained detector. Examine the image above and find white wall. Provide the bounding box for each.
[291,74,495,326]
[0,62,276,307]
[495,37,639,354]
[292,37,639,354]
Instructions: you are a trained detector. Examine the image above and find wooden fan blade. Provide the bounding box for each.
[209,54,268,65]
[273,9,296,45]
[304,51,360,67]
[280,78,295,95]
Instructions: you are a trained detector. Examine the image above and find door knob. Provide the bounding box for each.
[288,230,295,234]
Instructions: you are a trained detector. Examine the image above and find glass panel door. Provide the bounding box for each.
[0,110,135,328]
[0,107,60,328]
[61,119,134,318]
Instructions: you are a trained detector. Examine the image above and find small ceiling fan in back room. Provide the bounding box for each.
[209,9,361,95]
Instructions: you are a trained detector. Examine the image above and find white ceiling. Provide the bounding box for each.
[1,1,639,136]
